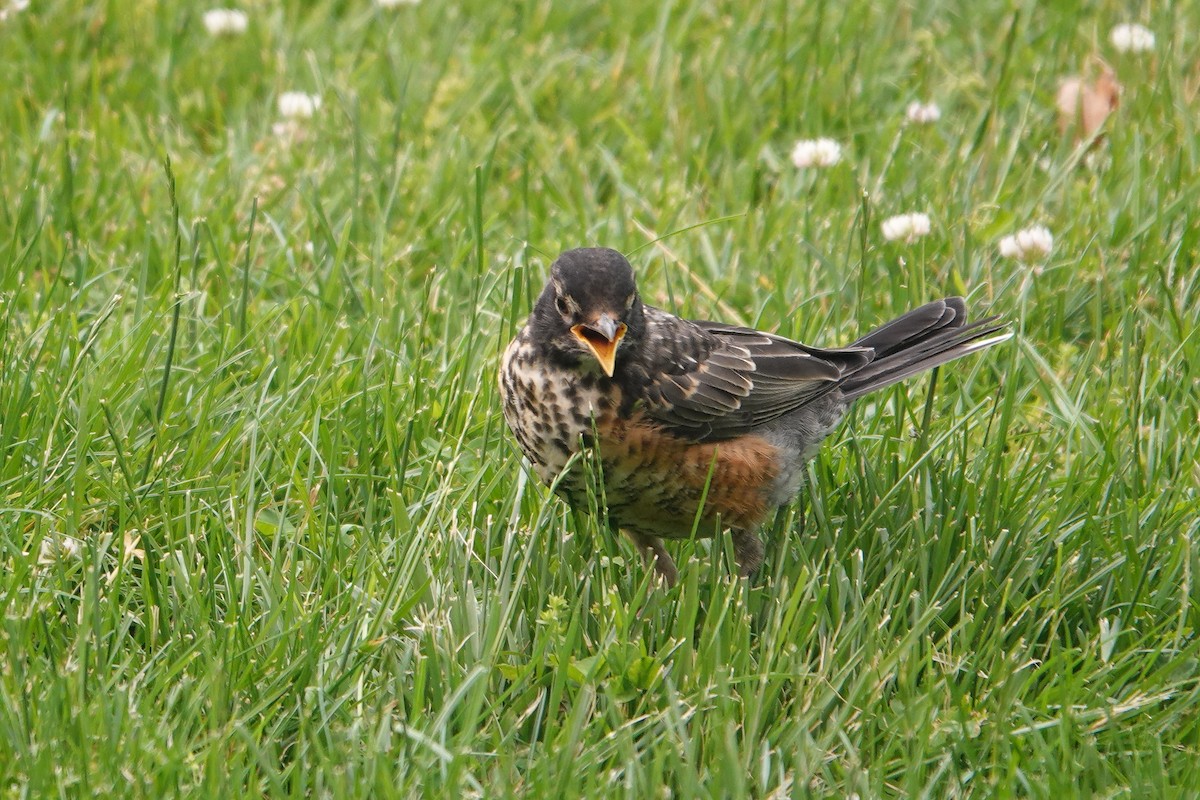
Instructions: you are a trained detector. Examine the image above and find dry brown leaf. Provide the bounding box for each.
[1057,67,1121,140]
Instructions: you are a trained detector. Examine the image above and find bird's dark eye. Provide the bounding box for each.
[555,294,570,317]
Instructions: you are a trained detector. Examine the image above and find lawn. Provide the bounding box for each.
[2,0,1198,797]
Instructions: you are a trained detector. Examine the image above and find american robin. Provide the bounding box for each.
[499,247,1009,586]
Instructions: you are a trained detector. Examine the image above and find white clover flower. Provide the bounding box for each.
[38,535,83,566]
[203,9,248,36]
[376,0,421,6]
[790,138,842,169]
[278,92,321,120]
[881,212,932,243]
[905,101,941,124]
[998,225,1053,262]
[0,0,30,22]
[1110,23,1155,54]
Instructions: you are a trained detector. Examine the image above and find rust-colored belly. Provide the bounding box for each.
[584,412,780,540]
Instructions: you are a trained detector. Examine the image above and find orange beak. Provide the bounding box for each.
[571,314,627,377]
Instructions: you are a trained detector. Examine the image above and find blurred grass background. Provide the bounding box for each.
[1,0,1198,796]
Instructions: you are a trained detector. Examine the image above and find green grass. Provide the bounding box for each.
[2,0,1198,796]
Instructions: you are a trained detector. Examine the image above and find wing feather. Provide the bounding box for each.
[625,298,999,442]
[630,308,869,441]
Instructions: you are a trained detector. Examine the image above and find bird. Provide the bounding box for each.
[498,247,1010,586]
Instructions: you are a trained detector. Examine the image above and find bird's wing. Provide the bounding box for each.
[631,307,873,441]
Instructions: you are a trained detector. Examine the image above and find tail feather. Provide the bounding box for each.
[851,297,966,356]
[840,298,1009,400]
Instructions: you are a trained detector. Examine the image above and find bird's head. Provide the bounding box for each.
[530,248,645,377]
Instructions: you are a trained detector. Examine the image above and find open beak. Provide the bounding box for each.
[571,314,627,377]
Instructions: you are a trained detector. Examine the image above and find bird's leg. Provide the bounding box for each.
[626,531,678,587]
[731,529,765,577]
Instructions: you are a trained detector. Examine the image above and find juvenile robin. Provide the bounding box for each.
[499,247,1009,586]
